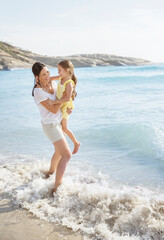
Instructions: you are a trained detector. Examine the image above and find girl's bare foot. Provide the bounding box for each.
[72,142,81,154]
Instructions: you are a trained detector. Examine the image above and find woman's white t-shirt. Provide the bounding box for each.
[34,82,62,125]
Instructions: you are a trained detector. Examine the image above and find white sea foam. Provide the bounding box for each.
[0,153,164,240]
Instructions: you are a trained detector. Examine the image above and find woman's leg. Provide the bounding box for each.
[47,151,61,176]
[53,138,72,192]
[61,118,80,154]
[43,149,61,179]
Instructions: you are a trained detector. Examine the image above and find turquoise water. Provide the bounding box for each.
[0,64,164,239]
[1,64,164,188]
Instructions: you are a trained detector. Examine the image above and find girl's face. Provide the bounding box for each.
[58,65,69,79]
[36,67,50,86]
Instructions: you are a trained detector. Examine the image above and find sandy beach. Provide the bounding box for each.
[0,199,83,240]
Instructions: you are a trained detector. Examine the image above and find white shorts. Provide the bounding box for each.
[42,123,65,143]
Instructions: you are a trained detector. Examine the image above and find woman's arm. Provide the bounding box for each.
[40,99,62,114]
[41,99,72,115]
[50,75,60,81]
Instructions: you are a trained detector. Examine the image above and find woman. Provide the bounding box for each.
[32,62,72,193]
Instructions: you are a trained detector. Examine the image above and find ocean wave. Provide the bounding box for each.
[79,123,164,160]
[77,64,164,79]
[0,153,164,240]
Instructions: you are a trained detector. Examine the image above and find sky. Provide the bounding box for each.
[0,0,164,62]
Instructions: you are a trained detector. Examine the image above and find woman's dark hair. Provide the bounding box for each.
[32,62,45,97]
[58,60,77,100]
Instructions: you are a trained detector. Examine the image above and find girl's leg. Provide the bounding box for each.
[61,118,80,154]
[53,138,72,192]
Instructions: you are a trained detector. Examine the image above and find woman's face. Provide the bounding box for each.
[36,67,50,86]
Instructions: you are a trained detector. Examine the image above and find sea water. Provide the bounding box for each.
[0,64,164,239]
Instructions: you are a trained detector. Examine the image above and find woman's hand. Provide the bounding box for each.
[67,108,72,115]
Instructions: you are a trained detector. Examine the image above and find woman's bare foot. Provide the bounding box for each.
[42,170,54,179]
[45,172,51,179]
[52,184,61,195]
[72,142,81,154]
[52,186,58,194]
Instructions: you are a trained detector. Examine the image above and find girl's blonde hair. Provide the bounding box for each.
[58,60,77,100]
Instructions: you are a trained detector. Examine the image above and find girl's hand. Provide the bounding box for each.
[67,108,72,115]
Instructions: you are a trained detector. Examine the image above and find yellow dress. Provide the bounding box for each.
[57,79,74,120]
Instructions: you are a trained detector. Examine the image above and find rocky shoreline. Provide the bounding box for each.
[0,41,151,70]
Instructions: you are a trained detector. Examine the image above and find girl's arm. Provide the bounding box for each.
[50,75,60,81]
[48,82,73,105]
[40,99,62,114]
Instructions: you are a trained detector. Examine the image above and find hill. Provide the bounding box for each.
[0,41,151,70]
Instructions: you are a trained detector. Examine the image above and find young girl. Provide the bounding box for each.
[48,60,80,154]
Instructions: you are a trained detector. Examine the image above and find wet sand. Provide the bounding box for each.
[0,199,83,240]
